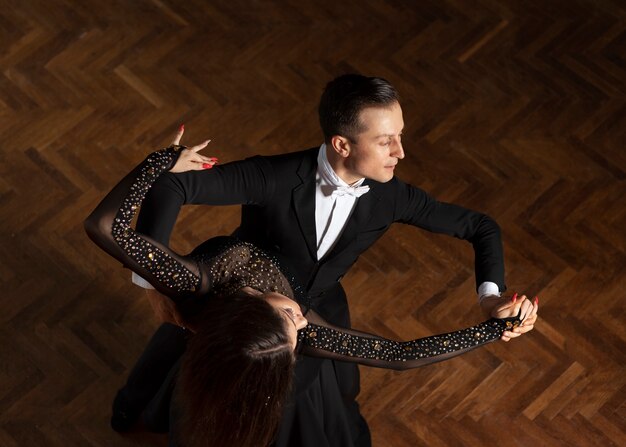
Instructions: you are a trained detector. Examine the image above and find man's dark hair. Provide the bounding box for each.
[175,291,295,447]
[318,74,400,143]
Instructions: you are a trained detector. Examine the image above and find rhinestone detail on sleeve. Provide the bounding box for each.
[111,147,200,293]
[298,317,519,362]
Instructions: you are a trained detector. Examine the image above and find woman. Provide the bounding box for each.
[85,134,537,447]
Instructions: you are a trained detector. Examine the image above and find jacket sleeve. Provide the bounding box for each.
[393,180,505,292]
[136,155,274,245]
[298,309,520,371]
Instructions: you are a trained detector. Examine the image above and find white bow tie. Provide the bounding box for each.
[330,185,370,198]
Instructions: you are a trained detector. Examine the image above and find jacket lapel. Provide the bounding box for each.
[292,150,319,261]
[321,180,381,261]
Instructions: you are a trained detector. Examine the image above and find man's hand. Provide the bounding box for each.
[145,289,186,328]
[480,293,539,342]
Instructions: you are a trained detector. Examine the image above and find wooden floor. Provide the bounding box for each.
[1,0,625,446]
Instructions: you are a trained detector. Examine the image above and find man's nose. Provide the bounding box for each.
[392,139,404,159]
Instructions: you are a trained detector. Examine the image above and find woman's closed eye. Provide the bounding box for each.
[261,292,308,333]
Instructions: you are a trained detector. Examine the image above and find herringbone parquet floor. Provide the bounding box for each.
[1,0,624,446]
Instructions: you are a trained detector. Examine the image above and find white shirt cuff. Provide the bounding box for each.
[478,281,500,303]
[132,272,155,289]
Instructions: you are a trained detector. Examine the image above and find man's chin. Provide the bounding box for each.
[374,172,395,183]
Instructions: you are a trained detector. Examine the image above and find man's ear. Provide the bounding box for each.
[330,135,351,158]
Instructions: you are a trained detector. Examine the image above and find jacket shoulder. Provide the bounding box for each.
[246,147,318,178]
[366,175,411,197]
[251,147,317,165]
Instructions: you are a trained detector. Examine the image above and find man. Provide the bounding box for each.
[119,74,537,445]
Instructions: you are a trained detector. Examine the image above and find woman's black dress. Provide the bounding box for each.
[85,146,521,446]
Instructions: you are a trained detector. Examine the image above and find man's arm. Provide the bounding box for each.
[394,181,505,293]
[136,155,274,245]
[393,180,539,341]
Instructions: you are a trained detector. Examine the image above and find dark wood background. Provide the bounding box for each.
[0,0,624,445]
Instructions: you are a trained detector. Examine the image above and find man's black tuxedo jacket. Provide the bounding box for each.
[138,146,506,325]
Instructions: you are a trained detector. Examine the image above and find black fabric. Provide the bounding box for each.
[271,359,369,447]
[113,323,188,432]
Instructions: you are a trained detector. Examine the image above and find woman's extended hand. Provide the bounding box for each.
[168,124,218,173]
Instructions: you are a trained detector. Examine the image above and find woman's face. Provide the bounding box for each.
[241,287,308,349]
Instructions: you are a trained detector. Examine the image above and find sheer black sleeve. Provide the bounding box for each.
[298,310,521,371]
[84,147,212,301]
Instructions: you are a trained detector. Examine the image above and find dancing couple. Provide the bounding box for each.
[85,74,538,446]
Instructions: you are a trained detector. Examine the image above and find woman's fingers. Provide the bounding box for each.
[191,139,211,152]
[519,296,533,320]
[521,296,539,325]
[169,123,212,154]
[509,296,539,337]
[186,139,218,167]
[188,151,218,168]
[510,295,524,317]
[501,330,522,341]
[198,154,217,163]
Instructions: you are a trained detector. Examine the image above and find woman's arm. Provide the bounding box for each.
[84,144,213,301]
[299,300,533,371]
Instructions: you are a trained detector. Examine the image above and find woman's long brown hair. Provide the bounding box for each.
[175,291,295,446]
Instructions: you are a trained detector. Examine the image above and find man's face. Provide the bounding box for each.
[343,102,405,183]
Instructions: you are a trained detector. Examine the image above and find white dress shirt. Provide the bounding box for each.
[314,143,369,259]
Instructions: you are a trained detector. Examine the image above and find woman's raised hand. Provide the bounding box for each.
[169,124,218,173]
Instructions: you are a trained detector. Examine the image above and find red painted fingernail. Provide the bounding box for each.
[534,296,539,305]
[511,292,518,303]
[202,163,213,169]
[179,124,185,132]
